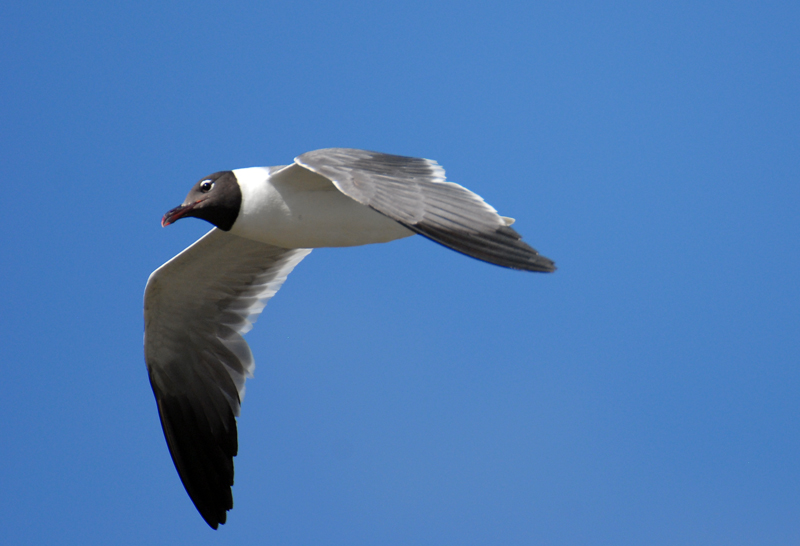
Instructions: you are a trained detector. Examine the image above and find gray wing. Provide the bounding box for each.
[295,148,555,272]
[144,228,310,528]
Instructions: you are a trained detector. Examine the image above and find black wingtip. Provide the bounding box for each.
[201,510,224,530]
[151,388,237,530]
[195,489,229,529]
[526,251,557,273]
[493,226,556,272]
[531,258,557,273]
[407,223,557,273]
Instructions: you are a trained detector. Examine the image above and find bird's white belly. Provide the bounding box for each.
[229,166,414,248]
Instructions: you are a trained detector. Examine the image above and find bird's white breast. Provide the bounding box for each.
[229,164,413,249]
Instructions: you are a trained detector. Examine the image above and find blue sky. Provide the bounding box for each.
[2,1,799,544]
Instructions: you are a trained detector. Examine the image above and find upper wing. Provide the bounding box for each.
[295,148,555,272]
[144,228,311,528]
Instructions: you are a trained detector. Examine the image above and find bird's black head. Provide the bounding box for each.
[161,171,242,231]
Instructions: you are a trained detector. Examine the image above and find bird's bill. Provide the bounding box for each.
[162,201,200,227]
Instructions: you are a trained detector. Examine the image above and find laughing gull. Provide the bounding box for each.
[144,148,555,528]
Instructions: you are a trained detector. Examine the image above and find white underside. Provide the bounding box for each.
[229,164,414,248]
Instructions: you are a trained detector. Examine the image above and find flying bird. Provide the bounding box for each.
[144,148,555,528]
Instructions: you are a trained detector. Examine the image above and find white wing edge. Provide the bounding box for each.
[216,246,312,404]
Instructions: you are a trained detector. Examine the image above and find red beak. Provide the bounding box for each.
[161,201,200,227]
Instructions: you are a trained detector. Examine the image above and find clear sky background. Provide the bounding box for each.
[2,1,798,544]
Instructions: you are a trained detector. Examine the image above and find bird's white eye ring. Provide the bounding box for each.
[199,180,214,193]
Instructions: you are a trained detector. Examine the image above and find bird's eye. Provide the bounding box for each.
[199,180,214,193]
